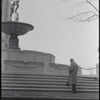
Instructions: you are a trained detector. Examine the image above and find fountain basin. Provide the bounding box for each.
[2,21,34,36]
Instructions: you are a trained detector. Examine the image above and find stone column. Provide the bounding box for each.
[2,0,11,73]
[2,0,11,48]
[9,34,19,49]
[2,0,11,21]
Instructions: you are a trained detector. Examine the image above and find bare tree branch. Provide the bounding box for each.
[59,0,99,22]
[85,0,99,12]
[61,11,96,19]
[73,1,87,6]
[60,11,98,22]
[77,14,97,22]
[54,0,70,6]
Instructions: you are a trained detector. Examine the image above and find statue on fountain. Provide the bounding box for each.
[10,0,20,21]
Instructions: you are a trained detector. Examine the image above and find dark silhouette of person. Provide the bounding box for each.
[66,58,78,93]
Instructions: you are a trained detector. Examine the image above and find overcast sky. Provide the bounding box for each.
[18,0,99,71]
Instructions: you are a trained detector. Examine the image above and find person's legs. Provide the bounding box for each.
[72,84,76,93]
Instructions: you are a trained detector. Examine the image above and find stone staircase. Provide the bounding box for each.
[1,73,99,100]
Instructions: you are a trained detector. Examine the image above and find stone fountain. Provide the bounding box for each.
[1,0,34,73]
[2,0,34,49]
[1,0,55,74]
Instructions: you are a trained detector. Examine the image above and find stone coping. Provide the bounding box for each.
[2,48,55,57]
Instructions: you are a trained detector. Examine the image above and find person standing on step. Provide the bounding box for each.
[66,58,78,93]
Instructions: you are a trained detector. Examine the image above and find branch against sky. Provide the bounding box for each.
[59,0,99,22]
[54,0,70,5]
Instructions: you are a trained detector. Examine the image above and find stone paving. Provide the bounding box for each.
[2,91,99,100]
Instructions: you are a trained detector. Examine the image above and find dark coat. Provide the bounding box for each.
[67,61,78,85]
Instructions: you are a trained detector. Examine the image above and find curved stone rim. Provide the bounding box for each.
[2,21,34,35]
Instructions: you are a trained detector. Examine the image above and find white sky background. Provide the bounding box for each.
[18,0,99,74]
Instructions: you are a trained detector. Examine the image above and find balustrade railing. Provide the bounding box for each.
[2,60,99,77]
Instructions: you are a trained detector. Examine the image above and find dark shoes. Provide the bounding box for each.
[66,83,77,93]
[72,84,77,93]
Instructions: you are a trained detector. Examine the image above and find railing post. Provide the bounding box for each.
[78,66,82,76]
[96,63,99,78]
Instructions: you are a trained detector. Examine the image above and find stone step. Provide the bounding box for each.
[2,84,99,90]
[2,73,98,80]
[2,77,99,84]
[2,81,99,86]
[2,75,98,82]
[2,73,98,79]
[2,87,99,92]
[2,73,99,99]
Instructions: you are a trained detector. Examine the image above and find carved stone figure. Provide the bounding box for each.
[10,0,20,21]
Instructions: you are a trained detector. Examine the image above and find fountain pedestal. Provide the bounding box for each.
[9,34,19,49]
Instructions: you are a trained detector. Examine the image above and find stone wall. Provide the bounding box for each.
[2,59,83,76]
[2,48,55,63]
[43,62,69,75]
[2,60,69,75]
[2,60,44,74]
